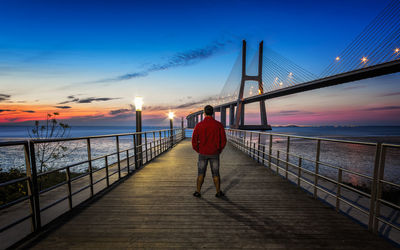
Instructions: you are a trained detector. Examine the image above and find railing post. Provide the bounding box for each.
[126,150,130,173]
[149,141,153,160]
[87,138,94,196]
[314,139,321,199]
[253,142,256,160]
[159,131,162,155]
[262,145,265,166]
[160,131,163,152]
[170,129,173,148]
[133,134,138,169]
[250,132,253,157]
[242,131,245,151]
[286,137,290,179]
[139,133,143,167]
[153,132,156,156]
[105,155,110,187]
[297,157,302,187]
[336,168,342,213]
[161,131,163,152]
[164,131,167,151]
[66,167,72,210]
[276,150,280,174]
[268,134,272,169]
[257,133,261,163]
[115,136,121,179]
[28,141,41,230]
[162,130,167,152]
[374,144,386,233]
[145,133,148,164]
[368,143,381,230]
[24,142,36,232]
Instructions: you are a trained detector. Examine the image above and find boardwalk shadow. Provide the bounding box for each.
[201,196,326,247]
[202,166,248,195]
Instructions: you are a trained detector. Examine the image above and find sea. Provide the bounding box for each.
[1,125,400,140]
[0,125,399,187]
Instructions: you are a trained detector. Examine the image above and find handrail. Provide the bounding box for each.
[228,128,378,146]
[0,127,186,249]
[30,128,181,143]
[226,128,399,244]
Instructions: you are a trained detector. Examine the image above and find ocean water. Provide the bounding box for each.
[1,125,400,140]
[269,126,400,137]
[0,126,170,141]
[0,125,399,188]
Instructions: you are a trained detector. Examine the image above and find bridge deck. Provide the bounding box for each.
[25,139,396,249]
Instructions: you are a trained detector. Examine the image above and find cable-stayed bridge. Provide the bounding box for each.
[186,0,400,129]
[2,1,400,249]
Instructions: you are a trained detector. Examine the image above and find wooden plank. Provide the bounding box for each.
[26,139,397,249]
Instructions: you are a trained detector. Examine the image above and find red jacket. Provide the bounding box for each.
[192,116,227,155]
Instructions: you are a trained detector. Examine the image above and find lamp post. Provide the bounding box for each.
[135,97,143,168]
[168,112,174,148]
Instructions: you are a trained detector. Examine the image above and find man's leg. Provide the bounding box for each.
[210,156,222,194]
[196,175,205,193]
[195,155,207,195]
[212,176,220,193]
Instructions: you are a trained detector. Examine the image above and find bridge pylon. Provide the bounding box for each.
[231,40,271,130]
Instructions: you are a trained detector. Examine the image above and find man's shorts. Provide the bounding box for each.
[198,154,220,177]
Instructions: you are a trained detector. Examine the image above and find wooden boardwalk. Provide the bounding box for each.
[24,139,396,249]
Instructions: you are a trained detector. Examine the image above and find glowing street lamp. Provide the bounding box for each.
[168,111,174,129]
[395,48,400,53]
[335,56,340,61]
[168,111,174,120]
[134,97,143,111]
[361,56,368,63]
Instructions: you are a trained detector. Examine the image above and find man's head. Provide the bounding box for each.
[204,105,214,116]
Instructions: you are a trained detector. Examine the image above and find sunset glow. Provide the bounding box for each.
[0,0,398,127]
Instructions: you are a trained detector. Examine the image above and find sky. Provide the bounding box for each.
[0,0,399,127]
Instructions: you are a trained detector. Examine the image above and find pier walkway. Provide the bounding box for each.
[23,139,396,249]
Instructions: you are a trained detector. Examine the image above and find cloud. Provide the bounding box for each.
[109,108,132,115]
[0,94,11,102]
[6,117,19,122]
[90,39,232,83]
[0,109,34,113]
[380,92,400,97]
[77,97,119,103]
[0,109,16,113]
[64,114,106,122]
[54,106,72,109]
[277,110,315,116]
[58,96,120,104]
[363,106,400,111]
[59,98,79,104]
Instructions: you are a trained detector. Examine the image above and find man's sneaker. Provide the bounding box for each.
[215,191,225,198]
[193,191,201,198]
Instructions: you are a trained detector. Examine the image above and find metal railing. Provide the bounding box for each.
[227,129,400,244]
[0,128,185,249]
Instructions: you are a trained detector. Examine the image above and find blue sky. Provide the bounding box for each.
[0,0,399,126]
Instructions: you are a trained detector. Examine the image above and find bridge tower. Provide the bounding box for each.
[232,40,271,130]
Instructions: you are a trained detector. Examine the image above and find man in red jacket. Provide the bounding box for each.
[192,105,227,198]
